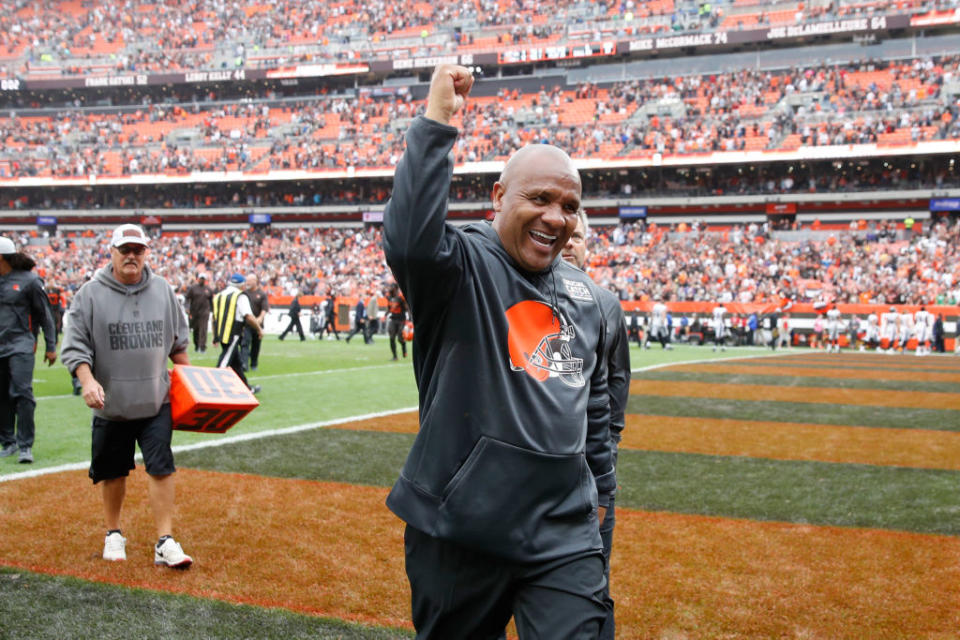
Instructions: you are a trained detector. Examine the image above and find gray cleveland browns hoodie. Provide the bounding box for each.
[61,264,189,421]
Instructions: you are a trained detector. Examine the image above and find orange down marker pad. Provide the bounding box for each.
[169,365,259,434]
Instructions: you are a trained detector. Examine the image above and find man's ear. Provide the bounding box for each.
[491,181,504,214]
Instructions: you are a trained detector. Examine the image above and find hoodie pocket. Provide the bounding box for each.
[102,374,166,421]
[436,436,599,562]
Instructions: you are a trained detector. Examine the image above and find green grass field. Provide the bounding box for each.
[2,340,958,639]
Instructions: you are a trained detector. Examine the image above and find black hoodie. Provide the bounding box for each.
[0,266,55,358]
[383,116,615,563]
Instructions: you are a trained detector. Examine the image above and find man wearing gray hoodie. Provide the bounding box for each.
[61,224,194,569]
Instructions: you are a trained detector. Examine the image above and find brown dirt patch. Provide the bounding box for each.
[751,355,960,372]
[630,379,960,410]
[336,412,420,434]
[671,363,960,383]
[611,509,960,639]
[0,469,410,629]
[622,415,960,470]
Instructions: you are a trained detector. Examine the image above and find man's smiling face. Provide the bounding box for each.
[491,145,582,273]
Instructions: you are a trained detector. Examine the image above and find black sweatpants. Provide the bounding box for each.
[241,325,262,370]
[404,526,607,640]
[280,316,305,341]
[0,352,37,449]
[387,318,407,358]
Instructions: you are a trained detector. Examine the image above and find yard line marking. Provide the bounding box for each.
[0,406,418,484]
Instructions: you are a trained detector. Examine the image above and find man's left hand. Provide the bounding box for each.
[44,351,57,366]
[598,506,607,526]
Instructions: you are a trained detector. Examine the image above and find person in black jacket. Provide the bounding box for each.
[241,274,268,370]
[183,273,213,352]
[318,291,340,340]
[0,236,57,464]
[933,313,945,353]
[278,291,305,341]
[560,210,630,640]
[46,283,65,336]
[383,65,614,640]
[345,297,366,343]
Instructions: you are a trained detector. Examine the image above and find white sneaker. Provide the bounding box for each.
[103,532,126,561]
[154,537,193,569]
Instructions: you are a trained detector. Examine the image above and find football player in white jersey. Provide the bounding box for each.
[711,303,727,352]
[645,296,671,350]
[880,306,900,353]
[825,304,843,353]
[776,312,791,349]
[864,312,880,351]
[914,305,932,356]
[897,309,914,352]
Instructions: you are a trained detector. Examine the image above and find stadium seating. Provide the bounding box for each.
[0,54,955,179]
[0,0,933,80]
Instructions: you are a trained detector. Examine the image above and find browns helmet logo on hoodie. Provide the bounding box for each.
[504,300,584,388]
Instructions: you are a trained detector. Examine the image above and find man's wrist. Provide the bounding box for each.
[423,109,451,126]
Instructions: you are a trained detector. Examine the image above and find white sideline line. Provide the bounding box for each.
[0,406,418,484]
[38,362,407,401]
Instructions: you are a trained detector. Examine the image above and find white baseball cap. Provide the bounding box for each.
[0,236,15,254]
[110,224,150,247]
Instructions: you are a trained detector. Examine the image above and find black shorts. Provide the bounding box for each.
[89,403,176,483]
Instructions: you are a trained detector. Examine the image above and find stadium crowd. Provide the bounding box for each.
[1,55,958,181]
[585,215,960,306]
[14,215,960,310]
[0,0,936,79]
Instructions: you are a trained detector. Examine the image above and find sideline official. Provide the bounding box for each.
[212,273,263,393]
